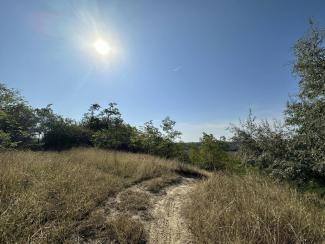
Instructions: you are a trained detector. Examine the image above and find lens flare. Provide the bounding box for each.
[93,38,111,56]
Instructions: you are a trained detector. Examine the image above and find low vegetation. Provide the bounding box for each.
[106,214,147,244]
[0,148,192,243]
[117,190,151,212]
[143,175,182,193]
[184,173,325,244]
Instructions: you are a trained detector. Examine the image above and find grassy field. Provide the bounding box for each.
[2,148,324,244]
[0,148,197,243]
[184,173,325,244]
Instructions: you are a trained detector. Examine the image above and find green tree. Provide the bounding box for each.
[231,111,290,177]
[138,117,182,158]
[85,103,138,151]
[92,124,135,150]
[231,23,325,184]
[198,133,228,170]
[140,120,163,155]
[159,117,182,158]
[82,103,101,131]
[0,83,36,148]
[43,120,92,150]
[286,22,325,181]
[188,145,201,164]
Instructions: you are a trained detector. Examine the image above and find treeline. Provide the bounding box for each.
[0,83,230,169]
[0,86,176,154]
[231,24,325,190]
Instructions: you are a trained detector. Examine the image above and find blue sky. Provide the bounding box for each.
[1,0,325,141]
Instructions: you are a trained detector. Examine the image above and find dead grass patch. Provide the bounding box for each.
[184,173,325,244]
[0,148,194,243]
[118,190,151,212]
[107,214,147,244]
[143,175,181,193]
[76,209,108,240]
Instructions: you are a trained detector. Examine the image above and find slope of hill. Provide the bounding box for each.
[1,148,324,244]
[0,148,204,243]
[184,173,325,243]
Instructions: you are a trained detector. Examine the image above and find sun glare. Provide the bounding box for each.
[93,38,111,56]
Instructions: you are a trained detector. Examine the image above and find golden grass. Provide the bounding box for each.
[143,175,181,193]
[107,214,147,244]
[0,148,183,243]
[118,190,151,212]
[184,173,325,244]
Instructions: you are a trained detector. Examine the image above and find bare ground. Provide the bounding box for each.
[147,178,196,244]
[76,176,199,243]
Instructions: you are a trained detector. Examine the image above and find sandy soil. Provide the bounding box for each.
[76,177,198,243]
[147,178,196,244]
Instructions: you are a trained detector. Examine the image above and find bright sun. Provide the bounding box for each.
[93,38,111,56]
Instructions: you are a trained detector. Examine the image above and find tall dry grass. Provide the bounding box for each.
[0,148,182,243]
[184,173,325,244]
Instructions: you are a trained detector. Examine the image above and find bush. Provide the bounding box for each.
[189,133,228,170]
[0,130,13,149]
[91,124,135,151]
[43,123,92,150]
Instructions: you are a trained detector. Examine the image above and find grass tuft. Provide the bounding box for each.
[118,190,151,212]
[184,173,325,244]
[143,175,181,193]
[107,214,147,244]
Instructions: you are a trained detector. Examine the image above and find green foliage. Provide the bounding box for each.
[230,112,293,176]
[286,22,325,181]
[231,22,325,188]
[189,133,228,170]
[0,130,12,149]
[83,103,136,151]
[82,102,123,131]
[0,83,37,148]
[0,84,184,157]
[136,118,182,158]
[92,124,136,150]
[43,121,92,150]
[188,146,201,164]
[81,103,182,158]
[138,120,163,154]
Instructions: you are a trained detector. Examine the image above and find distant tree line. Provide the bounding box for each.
[231,23,325,189]
[0,82,229,169]
[0,84,175,155]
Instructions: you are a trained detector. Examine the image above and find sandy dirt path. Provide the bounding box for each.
[147,178,196,244]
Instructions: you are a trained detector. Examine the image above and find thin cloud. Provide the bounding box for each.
[172,65,182,72]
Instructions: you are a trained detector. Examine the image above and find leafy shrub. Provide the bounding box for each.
[189,133,228,170]
[43,123,92,150]
[0,130,13,149]
[231,24,325,187]
[92,125,135,150]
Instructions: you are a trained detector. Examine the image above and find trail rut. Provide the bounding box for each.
[147,178,196,244]
[75,176,199,243]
